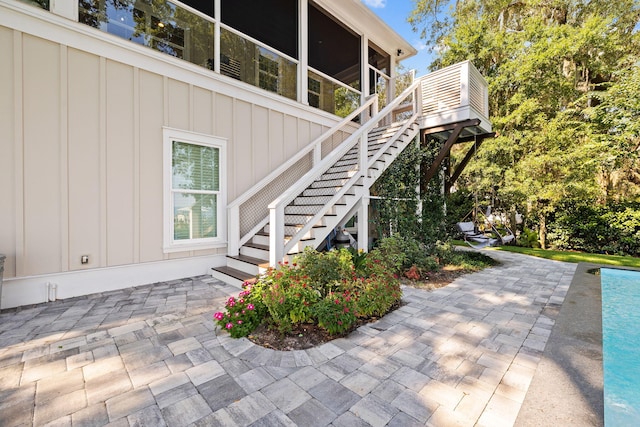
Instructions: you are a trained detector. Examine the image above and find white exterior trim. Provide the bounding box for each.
[0,1,340,128]
[1,254,226,310]
[162,127,228,253]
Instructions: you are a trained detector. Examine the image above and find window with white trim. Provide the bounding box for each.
[163,128,226,252]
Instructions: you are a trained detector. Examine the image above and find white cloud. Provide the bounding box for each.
[413,39,429,51]
[362,0,386,8]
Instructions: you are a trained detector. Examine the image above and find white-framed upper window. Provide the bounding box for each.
[163,127,227,252]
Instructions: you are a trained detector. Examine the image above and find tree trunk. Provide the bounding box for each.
[538,213,547,249]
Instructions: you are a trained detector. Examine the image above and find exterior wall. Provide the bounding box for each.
[0,3,348,308]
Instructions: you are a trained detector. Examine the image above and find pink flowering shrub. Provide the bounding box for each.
[213,282,266,338]
[312,289,357,335]
[214,246,402,338]
[259,262,320,334]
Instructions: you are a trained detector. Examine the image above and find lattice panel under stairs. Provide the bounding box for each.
[238,153,313,238]
[211,117,420,287]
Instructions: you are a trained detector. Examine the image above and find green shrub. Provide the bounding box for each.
[312,290,358,335]
[548,202,640,256]
[369,235,406,273]
[518,228,541,248]
[258,262,321,334]
[353,271,401,318]
[295,248,354,297]
[213,282,267,338]
[435,241,498,270]
[214,245,404,338]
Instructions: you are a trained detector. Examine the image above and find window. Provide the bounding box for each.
[163,128,226,252]
[79,0,215,71]
[259,54,279,93]
[308,77,321,108]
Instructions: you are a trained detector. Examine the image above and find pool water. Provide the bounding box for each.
[601,268,640,426]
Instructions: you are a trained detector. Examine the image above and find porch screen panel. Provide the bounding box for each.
[221,0,298,58]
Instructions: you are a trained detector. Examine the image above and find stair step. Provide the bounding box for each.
[326,164,358,174]
[320,171,358,181]
[229,254,269,267]
[211,266,256,288]
[302,187,340,197]
[245,242,269,251]
[291,195,350,205]
[285,205,335,215]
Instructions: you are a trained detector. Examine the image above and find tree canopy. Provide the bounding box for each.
[409,0,640,247]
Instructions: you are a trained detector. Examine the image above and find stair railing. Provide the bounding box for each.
[227,94,379,257]
[268,79,422,265]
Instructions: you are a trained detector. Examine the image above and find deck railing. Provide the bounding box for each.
[419,60,490,130]
[268,80,422,264]
[227,60,489,262]
[226,96,379,257]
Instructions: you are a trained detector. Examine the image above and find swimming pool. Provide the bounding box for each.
[601,268,640,426]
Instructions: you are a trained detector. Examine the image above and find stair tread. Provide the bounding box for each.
[229,254,269,266]
[244,242,269,251]
[211,266,257,282]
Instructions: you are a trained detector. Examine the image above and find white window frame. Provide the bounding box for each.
[163,127,227,252]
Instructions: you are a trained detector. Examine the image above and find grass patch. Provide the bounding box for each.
[453,240,640,268]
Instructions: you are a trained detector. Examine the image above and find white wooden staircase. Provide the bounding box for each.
[213,61,493,287]
[212,117,420,286]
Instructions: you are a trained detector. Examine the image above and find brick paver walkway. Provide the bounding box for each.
[0,251,576,426]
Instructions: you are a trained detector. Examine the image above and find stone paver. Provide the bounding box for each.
[0,252,578,426]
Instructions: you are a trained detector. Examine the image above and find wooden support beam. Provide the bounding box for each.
[448,135,494,186]
[454,132,495,144]
[421,118,480,140]
[422,120,477,186]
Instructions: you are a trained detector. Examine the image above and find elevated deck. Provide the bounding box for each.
[417,60,491,137]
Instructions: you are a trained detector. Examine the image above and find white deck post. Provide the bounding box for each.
[269,205,285,267]
[214,0,221,74]
[357,196,369,251]
[298,0,308,105]
[227,205,240,256]
[459,61,470,109]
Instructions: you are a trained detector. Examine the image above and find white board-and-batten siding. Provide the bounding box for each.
[0,6,350,308]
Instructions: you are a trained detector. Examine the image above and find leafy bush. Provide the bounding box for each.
[213,282,267,338]
[435,241,498,270]
[353,271,402,318]
[548,202,640,256]
[312,290,357,335]
[214,246,403,338]
[258,262,321,334]
[518,228,541,248]
[294,247,354,297]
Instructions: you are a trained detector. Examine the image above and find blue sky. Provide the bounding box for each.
[362,0,435,77]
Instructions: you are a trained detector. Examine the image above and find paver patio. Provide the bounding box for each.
[0,251,576,426]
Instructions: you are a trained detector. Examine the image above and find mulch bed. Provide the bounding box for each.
[246,266,473,351]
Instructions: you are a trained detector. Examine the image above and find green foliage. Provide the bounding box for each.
[518,228,541,248]
[213,282,267,338]
[409,0,640,250]
[434,241,498,270]
[368,235,407,273]
[312,290,358,335]
[214,243,404,337]
[548,202,640,256]
[294,248,354,297]
[353,272,402,318]
[258,262,321,334]
[348,248,370,277]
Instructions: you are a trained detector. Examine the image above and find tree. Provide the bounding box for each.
[410,0,640,248]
